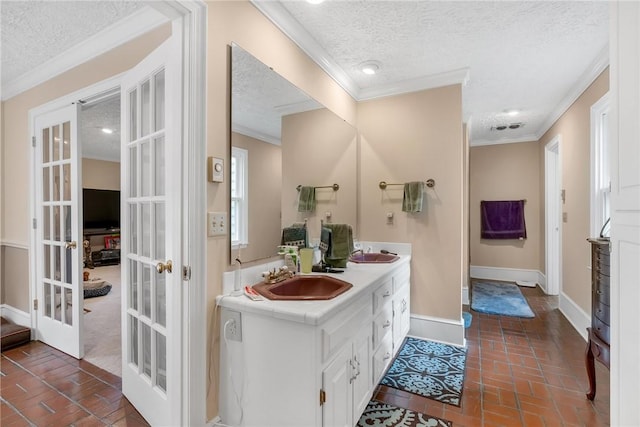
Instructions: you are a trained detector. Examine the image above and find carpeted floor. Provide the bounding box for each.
[471,281,535,318]
[380,337,467,407]
[357,400,452,427]
[82,265,121,377]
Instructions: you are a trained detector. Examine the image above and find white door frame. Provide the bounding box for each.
[544,135,562,296]
[28,1,207,424]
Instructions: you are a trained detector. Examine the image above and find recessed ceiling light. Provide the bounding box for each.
[359,61,380,75]
[306,0,325,4]
[505,109,519,117]
[101,128,114,134]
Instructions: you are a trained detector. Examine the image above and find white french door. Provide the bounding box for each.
[34,105,83,358]
[120,36,183,426]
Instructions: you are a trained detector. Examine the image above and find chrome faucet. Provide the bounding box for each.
[351,249,364,257]
[262,266,294,284]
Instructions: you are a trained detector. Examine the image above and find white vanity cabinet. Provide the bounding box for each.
[218,256,411,427]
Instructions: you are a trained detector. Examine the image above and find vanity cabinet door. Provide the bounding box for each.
[322,345,353,427]
[352,326,372,426]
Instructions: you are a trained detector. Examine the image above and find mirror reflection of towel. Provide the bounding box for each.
[402,182,425,213]
[481,200,527,239]
[297,186,316,212]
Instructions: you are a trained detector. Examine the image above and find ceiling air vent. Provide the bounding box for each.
[491,123,524,131]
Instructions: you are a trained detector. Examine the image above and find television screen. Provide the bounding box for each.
[83,188,120,230]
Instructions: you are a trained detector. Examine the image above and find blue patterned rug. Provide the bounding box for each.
[471,281,535,318]
[357,400,452,427]
[380,337,467,407]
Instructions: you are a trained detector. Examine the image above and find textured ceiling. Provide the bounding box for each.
[269,0,609,144]
[79,95,121,162]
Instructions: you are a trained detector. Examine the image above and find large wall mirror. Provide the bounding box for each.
[230,44,357,265]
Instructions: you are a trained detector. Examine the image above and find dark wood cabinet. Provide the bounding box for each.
[585,238,610,400]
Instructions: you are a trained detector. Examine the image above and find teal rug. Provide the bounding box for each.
[380,337,467,406]
[357,401,452,427]
[462,312,472,328]
[471,281,535,318]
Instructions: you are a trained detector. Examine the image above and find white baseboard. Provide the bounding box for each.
[207,416,224,427]
[470,266,544,288]
[537,271,547,293]
[0,304,31,327]
[409,314,465,347]
[462,286,469,305]
[558,292,590,342]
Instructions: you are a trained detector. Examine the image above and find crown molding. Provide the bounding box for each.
[535,45,609,141]
[470,134,539,147]
[82,153,121,163]
[232,123,281,146]
[1,6,168,101]
[273,98,323,116]
[358,67,470,101]
[250,0,359,99]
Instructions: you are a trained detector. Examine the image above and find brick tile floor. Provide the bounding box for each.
[1,342,148,426]
[374,285,610,426]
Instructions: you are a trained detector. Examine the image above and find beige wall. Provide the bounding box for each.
[281,108,357,240]
[231,132,281,262]
[82,158,120,191]
[469,141,541,270]
[0,26,171,313]
[1,246,30,308]
[538,69,609,313]
[357,86,464,320]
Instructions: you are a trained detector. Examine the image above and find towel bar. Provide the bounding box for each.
[297,184,340,191]
[379,179,435,190]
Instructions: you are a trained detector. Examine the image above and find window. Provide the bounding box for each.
[591,93,610,237]
[231,147,248,248]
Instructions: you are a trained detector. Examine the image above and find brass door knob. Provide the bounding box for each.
[65,241,77,249]
[156,260,173,274]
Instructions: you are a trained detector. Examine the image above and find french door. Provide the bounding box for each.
[34,104,83,358]
[120,35,183,426]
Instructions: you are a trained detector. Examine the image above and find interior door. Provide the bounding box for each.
[120,35,182,426]
[34,104,83,358]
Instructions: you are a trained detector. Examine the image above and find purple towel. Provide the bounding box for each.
[481,200,527,239]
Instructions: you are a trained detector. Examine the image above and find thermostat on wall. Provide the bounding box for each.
[208,157,224,182]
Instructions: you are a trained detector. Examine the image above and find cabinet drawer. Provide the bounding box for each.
[594,283,610,306]
[373,333,394,385]
[373,279,393,314]
[373,304,393,349]
[594,261,610,276]
[594,302,610,326]
[393,269,410,292]
[592,316,610,345]
[322,298,371,363]
[594,271,610,287]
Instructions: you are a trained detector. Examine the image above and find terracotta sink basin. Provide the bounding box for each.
[252,275,353,301]
[349,253,399,264]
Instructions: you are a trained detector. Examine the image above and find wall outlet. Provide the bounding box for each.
[208,212,227,236]
[221,310,242,342]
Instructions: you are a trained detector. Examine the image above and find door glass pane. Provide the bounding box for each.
[54,285,62,321]
[44,282,52,317]
[129,259,138,311]
[141,141,150,197]
[53,165,61,201]
[129,89,138,142]
[62,164,71,201]
[142,264,151,318]
[129,203,138,254]
[156,269,166,327]
[129,146,137,197]
[142,203,151,258]
[156,332,167,392]
[63,206,71,243]
[53,125,61,161]
[155,202,165,260]
[129,315,138,367]
[43,167,50,201]
[154,136,165,196]
[142,322,151,379]
[54,246,61,281]
[53,206,61,241]
[154,70,165,131]
[44,245,51,279]
[64,245,72,284]
[43,206,51,240]
[43,128,50,163]
[141,79,150,137]
[62,121,71,160]
[63,287,72,326]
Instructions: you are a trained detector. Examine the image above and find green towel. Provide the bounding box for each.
[402,181,425,213]
[281,226,307,249]
[324,224,353,268]
[298,186,316,212]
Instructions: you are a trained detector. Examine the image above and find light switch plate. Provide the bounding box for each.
[208,157,224,183]
[208,212,227,236]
